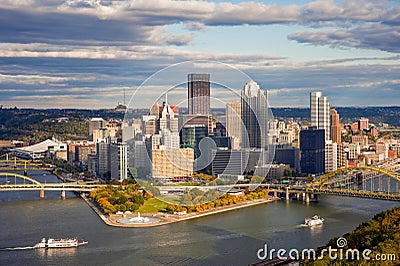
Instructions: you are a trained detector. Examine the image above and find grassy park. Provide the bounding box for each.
[137,198,169,213]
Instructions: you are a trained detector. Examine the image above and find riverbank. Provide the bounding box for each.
[81,194,278,228]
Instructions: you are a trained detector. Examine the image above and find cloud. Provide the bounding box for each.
[205,2,299,25]
[54,0,394,26]
[288,23,400,53]
[301,0,342,22]
[300,0,388,23]
[0,0,397,47]
[184,22,205,31]
[0,43,283,64]
[147,27,193,46]
[385,6,400,25]
[0,73,84,85]
[0,0,397,60]
[1,54,399,108]
[302,55,400,67]
[0,1,399,109]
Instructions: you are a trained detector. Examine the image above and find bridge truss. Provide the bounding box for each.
[306,166,400,201]
[0,172,104,198]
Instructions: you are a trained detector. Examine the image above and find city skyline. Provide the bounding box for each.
[0,1,399,109]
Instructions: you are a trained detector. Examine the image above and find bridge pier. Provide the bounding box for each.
[40,189,45,199]
[273,191,277,198]
[296,193,300,200]
[305,193,310,203]
[285,187,290,201]
[61,190,66,199]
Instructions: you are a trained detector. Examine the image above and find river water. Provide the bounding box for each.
[0,171,398,266]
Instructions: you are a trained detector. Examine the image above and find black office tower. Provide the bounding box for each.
[300,127,325,175]
[186,74,212,133]
[188,74,210,115]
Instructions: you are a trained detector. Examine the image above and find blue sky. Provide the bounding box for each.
[0,0,399,109]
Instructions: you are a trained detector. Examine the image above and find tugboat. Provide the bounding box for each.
[304,215,324,226]
[34,237,88,248]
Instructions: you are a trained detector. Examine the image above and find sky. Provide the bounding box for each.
[0,0,399,109]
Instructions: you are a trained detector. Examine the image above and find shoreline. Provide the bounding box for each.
[81,194,279,228]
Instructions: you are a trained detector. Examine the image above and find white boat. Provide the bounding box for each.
[304,215,324,226]
[34,237,88,248]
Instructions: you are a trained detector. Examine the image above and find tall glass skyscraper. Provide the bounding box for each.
[310,91,331,141]
[241,81,268,149]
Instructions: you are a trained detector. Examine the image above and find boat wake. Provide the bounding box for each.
[0,246,34,251]
[296,224,309,227]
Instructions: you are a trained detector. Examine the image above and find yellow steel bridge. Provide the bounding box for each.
[0,158,399,201]
[306,166,400,201]
[0,153,54,173]
[0,172,105,199]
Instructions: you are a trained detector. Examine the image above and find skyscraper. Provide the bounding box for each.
[330,108,341,144]
[310,91,330,141]
[185,74,212,133]
[300,127,325,175]
[241,81,268,149]
[226,101,242,149]
[110,142,128,182]
[96,139,110,179]
[188,74,210,115]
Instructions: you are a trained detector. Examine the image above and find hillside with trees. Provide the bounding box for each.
[306,207,400,265]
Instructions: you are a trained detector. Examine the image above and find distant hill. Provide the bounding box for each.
[271,107,400,126]
[1,106,399,140]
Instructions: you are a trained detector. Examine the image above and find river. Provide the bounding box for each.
[0,171,398,265]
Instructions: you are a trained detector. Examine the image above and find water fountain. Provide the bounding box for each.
[118,212,160,225]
